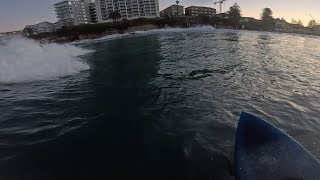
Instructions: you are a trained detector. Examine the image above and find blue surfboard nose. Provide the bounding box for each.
[235,112,320,180]
[237,112,282,149]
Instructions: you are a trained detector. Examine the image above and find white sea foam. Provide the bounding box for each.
[135,25,215,34]
[0,38,91,83]
[72,26,215,45]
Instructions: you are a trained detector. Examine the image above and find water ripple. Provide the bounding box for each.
[1,29,320,178]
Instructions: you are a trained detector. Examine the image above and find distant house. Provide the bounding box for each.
[185,6,216,17]
[53,21,65,31]
[24,22,55,36]
[314,25,320,35]
[160,5,184,17]
[215,13,228,18]
[240,17,256,23]
[273,19,310,34]
[274,19,291,30]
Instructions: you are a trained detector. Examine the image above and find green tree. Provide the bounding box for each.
[23,27,34,37]
[261,8,273,21]
[292,18,303,26]
[291,18,297,24]
[109,11,122,22]
[199,14,211,24]
[228,3,241,26]
[261,8,275,30]
[307,20,317,30]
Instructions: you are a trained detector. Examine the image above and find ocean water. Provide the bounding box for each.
[0,28,320,179]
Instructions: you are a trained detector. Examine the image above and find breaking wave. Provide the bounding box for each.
[0,38,90,83]
[72,26,215,45]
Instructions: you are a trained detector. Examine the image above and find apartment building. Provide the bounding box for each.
[89,2,98,23]
[185,6,216,17]
[95,0,160,23]
[54,0,92,26]
[160,5,184,17]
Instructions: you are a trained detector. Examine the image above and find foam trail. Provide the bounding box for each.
[0,38,91,83]
[135,25,215,34]
[73,26,215,45]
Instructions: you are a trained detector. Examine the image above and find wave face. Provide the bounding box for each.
[0,38,90,83]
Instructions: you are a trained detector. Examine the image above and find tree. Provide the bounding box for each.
[292,18,303,26]
[228,3,241,26]
[23,27,35,37]
[291,18,297,24]
[307,20,317,30]
[199,14,211,24]
[261,8,273,21]
[260,8,275,30]
[109,11,122,22]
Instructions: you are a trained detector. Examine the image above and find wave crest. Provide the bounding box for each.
[0,38,90,83]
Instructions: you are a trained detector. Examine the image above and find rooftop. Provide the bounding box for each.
[160,4,184,11]
[185,6,216,10]
[53,0,84,6]
[53,1,70,6]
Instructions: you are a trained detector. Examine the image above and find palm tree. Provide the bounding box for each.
[109,11,122,22]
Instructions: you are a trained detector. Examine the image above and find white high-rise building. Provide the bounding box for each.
[89,2,98,23]
[54,0,92,26]
[95,0,160,23]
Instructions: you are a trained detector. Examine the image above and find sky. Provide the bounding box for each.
[0,0,320,32]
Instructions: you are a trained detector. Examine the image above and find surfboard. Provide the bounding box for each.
[235,112,320,180]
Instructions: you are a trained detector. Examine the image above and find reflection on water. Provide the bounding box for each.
[0,28,320,179]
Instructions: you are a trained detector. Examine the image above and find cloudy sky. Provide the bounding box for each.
[1,0,319,32]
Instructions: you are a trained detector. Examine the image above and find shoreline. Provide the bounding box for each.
[23,20,320,44]
[64,27,320,45]
[70,25,217,45]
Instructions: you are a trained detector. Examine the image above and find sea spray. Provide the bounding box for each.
[0,38,91,83]
[72,26,215,45]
